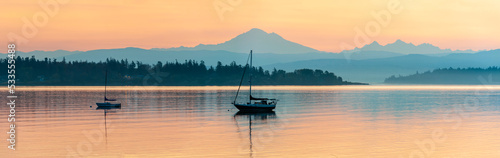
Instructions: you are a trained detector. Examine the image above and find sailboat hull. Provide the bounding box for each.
[96,106,121,110]
[96,102,121,108]
[233,103,276,112]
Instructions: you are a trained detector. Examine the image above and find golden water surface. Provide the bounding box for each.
[2,85,500,157]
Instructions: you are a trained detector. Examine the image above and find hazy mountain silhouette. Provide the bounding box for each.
[18,28,476,65]
[342,40,477,55]
[20,50,82,58]
[19,48,406,67]
[18,49,402,67]
[338,50,404,60]
[264,49,500,83]
[157,28,321,54]
[14,28,497,84]
[25,47,339,66]
[385,67,500,85]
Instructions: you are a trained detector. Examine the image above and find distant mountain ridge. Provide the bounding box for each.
[20,47,340,67]
[18,28,479,61]
[154,28,321,54]
[13,28,498,84]
[342,40,477,55]
[20,50,82,58]
[263,49,500,83]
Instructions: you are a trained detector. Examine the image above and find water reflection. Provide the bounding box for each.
[96,106,121,147]
[4,86,500,157]
[233,111,277,157]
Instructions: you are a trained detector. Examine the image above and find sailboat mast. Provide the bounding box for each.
[249,50,252,102]
[233,52,251,104]
[104,70,107,102]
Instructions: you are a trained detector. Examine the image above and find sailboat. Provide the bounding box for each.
[232,50,278,112]
[96,70,121,108]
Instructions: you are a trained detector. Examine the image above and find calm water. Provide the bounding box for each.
[3,86,500,157]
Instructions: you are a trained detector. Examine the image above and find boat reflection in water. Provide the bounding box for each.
[233,111,278,157]
[96,106,121,147]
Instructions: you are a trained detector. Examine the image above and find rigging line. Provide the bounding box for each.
[234,52,252,103]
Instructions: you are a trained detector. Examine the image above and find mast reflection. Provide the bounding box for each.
[96,106,121,147]
[233,111,277,158]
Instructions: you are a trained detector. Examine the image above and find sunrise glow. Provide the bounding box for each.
[2,0,499,52]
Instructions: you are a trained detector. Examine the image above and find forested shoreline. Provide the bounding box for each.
[1,56,367,86]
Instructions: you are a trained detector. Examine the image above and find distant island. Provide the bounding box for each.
[384,67,500,84]
[2,56,367,86]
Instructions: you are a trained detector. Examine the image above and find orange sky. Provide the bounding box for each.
[1,0,499,52]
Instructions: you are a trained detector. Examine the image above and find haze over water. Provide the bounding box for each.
[3,85,500,157]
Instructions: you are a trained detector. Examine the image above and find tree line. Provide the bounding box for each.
[1,56,366,86]
[385,67,500,84]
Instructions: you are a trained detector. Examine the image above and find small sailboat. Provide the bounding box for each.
[232,50,278,112]
[96,70,121,108]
